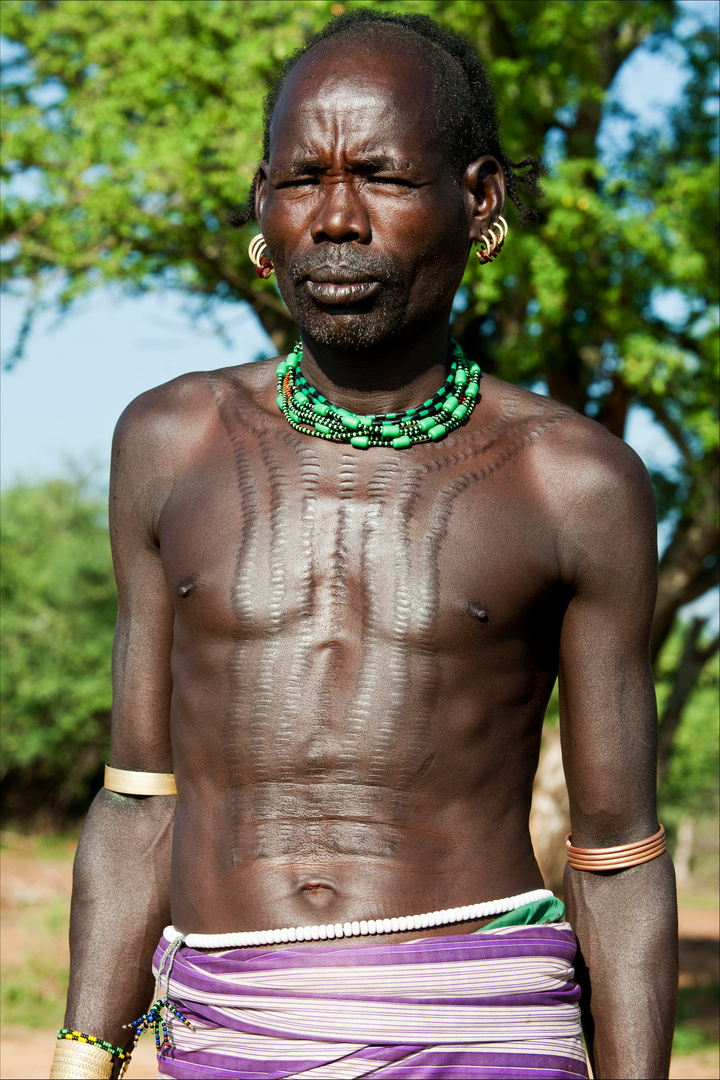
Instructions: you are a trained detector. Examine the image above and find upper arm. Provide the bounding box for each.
[108,392,177,773]
[549,426,659,846]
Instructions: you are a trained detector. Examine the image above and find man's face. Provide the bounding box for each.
[257,39,473,351]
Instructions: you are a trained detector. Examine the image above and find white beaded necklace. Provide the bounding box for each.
[164,888,553,950]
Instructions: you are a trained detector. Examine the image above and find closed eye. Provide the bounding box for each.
[368,176,416,187]
[275,177,321,188]
[273,173,419,189]
[276,176,415,188]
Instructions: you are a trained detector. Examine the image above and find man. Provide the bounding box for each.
[52,11,677,1080]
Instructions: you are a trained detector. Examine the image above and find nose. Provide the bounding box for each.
[309,178,371,245]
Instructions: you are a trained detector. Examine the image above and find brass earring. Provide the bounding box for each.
[249,233,274,279]
[476,216,508,265]
[477,234,493,264]
[489,223,504,248]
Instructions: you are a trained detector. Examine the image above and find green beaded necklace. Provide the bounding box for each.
[276,339,480,449]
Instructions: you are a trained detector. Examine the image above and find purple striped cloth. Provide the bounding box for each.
[152,923,588,1079]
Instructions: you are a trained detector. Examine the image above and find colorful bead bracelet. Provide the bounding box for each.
[57,1029,131,1060]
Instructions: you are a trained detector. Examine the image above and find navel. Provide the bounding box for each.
[297,879,338,908]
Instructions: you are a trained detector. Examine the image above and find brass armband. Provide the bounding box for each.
[565,823,666,871]
[50,1040,115,1078]
[104,763,177,796]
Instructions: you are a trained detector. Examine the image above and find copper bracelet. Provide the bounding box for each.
[565,824,665,871]
[104,764,177,796]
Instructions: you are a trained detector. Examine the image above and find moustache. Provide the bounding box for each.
[288,246,403,286]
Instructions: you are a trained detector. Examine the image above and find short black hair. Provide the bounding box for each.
[230,7,543,228]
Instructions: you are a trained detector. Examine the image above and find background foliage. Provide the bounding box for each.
[0,478,114,820]
[0,0,718,826]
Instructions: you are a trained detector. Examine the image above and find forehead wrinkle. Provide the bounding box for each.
[291,99,395,141]
[271,103,437,176]
[290,82,435,132]
[273,102,391,159]
[277,143,418,174]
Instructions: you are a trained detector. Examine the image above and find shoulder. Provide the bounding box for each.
[479,374,654,507]
[528,396,653,520]
[478,376,656,581]
[112,357,280,462]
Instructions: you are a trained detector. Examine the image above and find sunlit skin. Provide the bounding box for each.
[64,35,677,1080]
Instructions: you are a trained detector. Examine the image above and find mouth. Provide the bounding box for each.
[303,272,380,306]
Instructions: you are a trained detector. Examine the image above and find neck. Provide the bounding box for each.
[298,315,452,416]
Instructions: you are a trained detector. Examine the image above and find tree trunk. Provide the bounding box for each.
[651,466,720,664]
[545,362,590,416]
[657,616,720,782]
[673,815,694,887]
[206,249,298,355]
[596,371,632,439]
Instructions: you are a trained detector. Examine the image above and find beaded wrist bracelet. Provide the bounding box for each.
[57,1029,131,1060]
[51,1031,131,1080]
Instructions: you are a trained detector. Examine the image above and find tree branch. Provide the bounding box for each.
[658,617,719,781]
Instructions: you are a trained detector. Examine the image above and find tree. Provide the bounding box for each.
[1,0,718,668]
[0,477,116,821]
[654,617,719,887]
[657,616,719,783]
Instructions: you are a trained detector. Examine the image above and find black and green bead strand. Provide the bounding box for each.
[276,340,480,449]
[293,354,461,419]
[57,1030,131,1062]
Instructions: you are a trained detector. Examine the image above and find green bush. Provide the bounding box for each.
[1,478,116,821]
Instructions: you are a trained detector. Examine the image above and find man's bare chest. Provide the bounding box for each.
[156,416,561,652]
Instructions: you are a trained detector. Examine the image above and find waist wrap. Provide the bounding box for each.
[152,921,588,1079]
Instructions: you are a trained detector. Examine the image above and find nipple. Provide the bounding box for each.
[177,576,197,599]
[466,601,489,623]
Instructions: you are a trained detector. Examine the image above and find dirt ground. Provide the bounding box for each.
[1,837,718,1080]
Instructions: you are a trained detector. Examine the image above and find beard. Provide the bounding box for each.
[275,244,445,350]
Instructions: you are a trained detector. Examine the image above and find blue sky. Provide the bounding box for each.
[1,0,717,623]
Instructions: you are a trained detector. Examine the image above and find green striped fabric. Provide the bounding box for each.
[479,894,565,931]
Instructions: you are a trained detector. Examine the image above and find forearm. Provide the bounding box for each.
[564,853,678,1080]
[64,788,175,1052]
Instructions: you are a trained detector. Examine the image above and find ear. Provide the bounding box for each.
[255,161,270,224]
[463,155,506,245]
